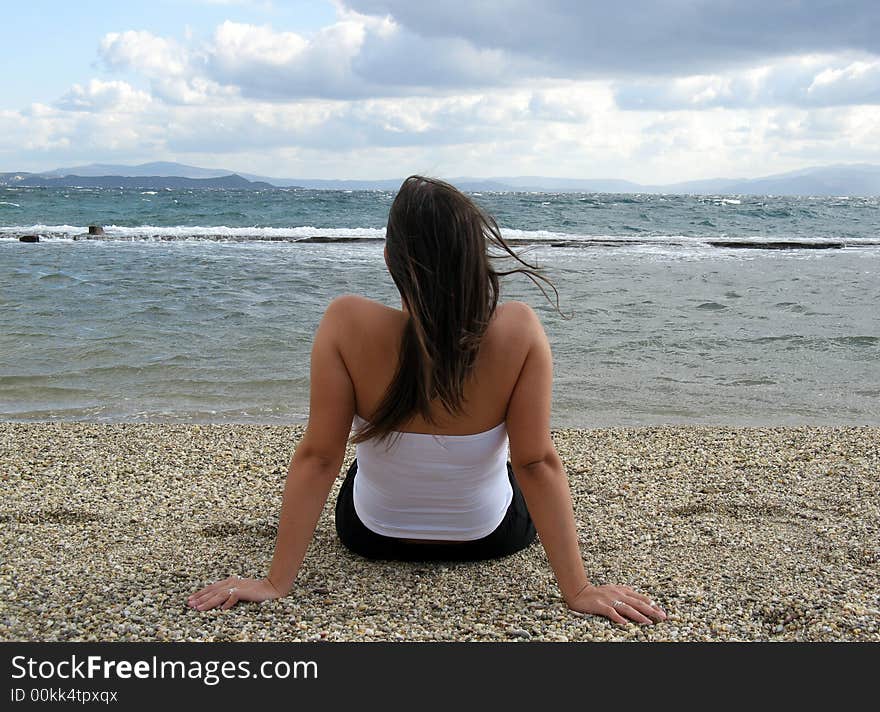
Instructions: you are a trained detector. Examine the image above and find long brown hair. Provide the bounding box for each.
[352,175,563,445]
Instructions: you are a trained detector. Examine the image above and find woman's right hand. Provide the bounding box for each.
[187,576,282,612]
[567,584,667,625]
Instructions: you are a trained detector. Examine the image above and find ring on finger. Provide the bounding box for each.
[611,600,625,608]
[227,587,237,596]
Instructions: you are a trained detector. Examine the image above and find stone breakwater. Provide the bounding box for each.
[1,422,877,642]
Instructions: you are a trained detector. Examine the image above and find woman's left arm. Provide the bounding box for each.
[188,296,357,611]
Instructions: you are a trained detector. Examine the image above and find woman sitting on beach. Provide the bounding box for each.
[188,176,666,626]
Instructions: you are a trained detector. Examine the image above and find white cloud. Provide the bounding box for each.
[90,10,880,109]
[615,54,880,110]
[99,29,237,104]
[197,0,273,5]
[1,94,166,162]
[806,59,880,104]
[349,18,536,92]
[6,3,880,180]
[55,80,152,113]
[341,1,880,77]
[96,16,541,103]
[8,71,880,182]
[100,30,189,77]
[203,20,368,98]
[527,83,613,122]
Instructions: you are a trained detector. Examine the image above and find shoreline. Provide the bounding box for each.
[1,422,878,642]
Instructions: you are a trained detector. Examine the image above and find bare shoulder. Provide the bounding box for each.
[497,300,540,323]
[493,300,546,346]
[321,295,402,359]
[324,293,393,324]
[326,293,379,313]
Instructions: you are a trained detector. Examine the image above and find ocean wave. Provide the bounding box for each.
[0,223,654,243]
[1,224,879,252]
[0,224,388,241]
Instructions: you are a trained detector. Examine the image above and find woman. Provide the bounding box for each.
[188,176,666,626]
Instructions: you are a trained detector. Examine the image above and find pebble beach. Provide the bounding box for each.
[1,422,878,642]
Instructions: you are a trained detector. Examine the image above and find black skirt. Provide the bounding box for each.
[334,459,537,562]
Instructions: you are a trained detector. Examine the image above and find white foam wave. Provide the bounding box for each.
[498,228,708,245]
[0,224,84,237]
[0,224,388,240]
[0,225,876,256]
[499,228,591,241]
[0,202,21,208]
[0,223,689,244]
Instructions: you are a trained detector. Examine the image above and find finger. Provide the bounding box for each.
[197,590,232,611]
[188,592,208,607]
[189,582,224,602]
[603,605,631,626]
[649,601,667,618]
[616,588,666,616]
[189,589,219,606]
[221,589,239,610]
[194,593,222,611]
[189,577,238,604]
[642,596,667,617]
[188,585,217,600]
[625,596,666,622]
[625,590,654,606]
[616,602,653,625]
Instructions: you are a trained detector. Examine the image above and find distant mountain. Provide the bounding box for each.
[0,173,275,190]
[43,161,241,180]
[489,165,880,195]
[39,162,303,187]
[274,178,404,190]
[718,164,880,197]
[4,162,879,195]
[471,176,648,192]
[657,177,741,194]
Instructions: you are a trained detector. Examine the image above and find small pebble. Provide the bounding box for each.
[1,423,877,642]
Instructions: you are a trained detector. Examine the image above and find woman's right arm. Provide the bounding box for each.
[504,302,666,625]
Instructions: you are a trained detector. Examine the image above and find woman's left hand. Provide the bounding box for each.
[187,576,282,611]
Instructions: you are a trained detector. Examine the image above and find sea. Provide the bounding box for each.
[1,187,878,427]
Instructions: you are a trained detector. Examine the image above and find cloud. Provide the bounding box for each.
[615,54,880,110]
[6,87,880,182]
[197,0,273,6]
[348,16,538,92]
[55,80,152,113]
[806,58,880,105]
[0,100,165,158]
[527,84,612,122]
[203,19,370,99]
[341,0,880,76]
[7,2,880,180]
[162,93,535,154]
[99,29,236,104]
[90,7,880,111]
[96,16,541,103]
[100,30,189,77]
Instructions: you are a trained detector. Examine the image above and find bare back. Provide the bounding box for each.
[336,295,532,436]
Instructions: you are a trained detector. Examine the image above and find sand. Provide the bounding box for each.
[1,422,877,641]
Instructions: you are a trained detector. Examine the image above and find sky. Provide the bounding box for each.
[2,0,879,183]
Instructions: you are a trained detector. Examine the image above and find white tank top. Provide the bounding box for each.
[352,414,513,540]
